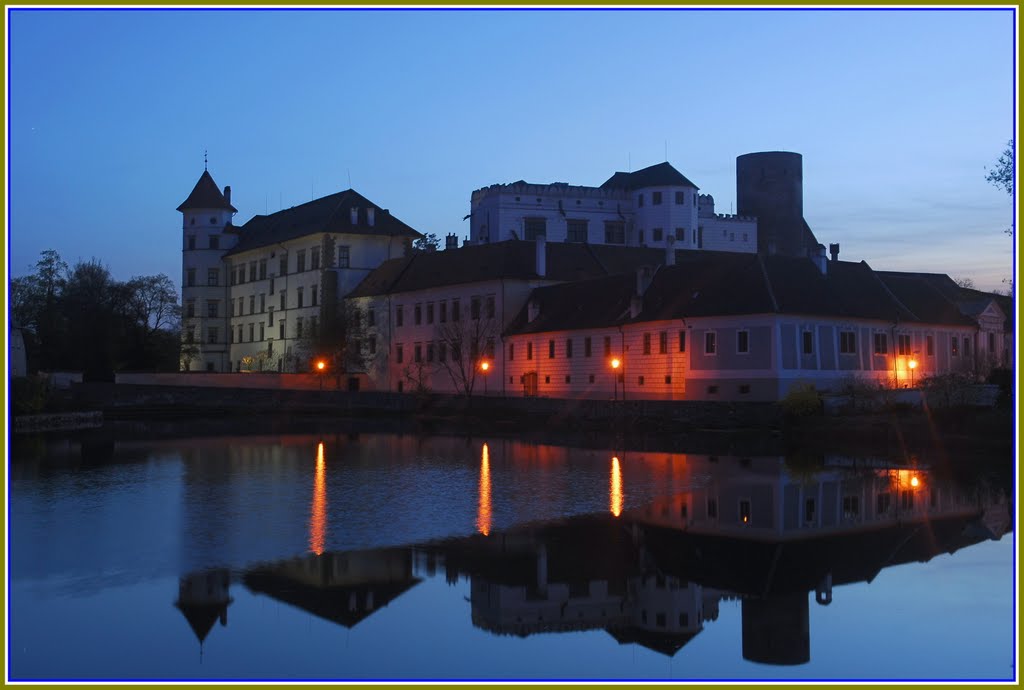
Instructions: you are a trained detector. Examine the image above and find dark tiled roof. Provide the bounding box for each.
[224,189,421,257]
[874,271,978,327]
[638,254,776,321]
[766,258,920,322]
[347,241,666,298]
[503,274,635,336]
[600,162,699,191]
[177,170,237,212]
[504,253,978,336]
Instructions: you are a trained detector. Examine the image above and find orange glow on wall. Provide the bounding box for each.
[309,442,327,555]
[477,443,492,536]
[610,456,623,517]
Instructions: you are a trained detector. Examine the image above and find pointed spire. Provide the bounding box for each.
[204,149,208,171]
[178,169,237,212]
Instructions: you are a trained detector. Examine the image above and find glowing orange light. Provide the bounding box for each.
[316,360,326,371]
[610,358,621,370]
[480,360,490,372]
[743,515,749,523]
[910,476,920,488]
[477,443,492,536]
[908,359,918,370]
[610,456,623,517]
[309,442,327,555]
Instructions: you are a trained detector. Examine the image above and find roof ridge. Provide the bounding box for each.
[756,254,780,312]
[863,260,919,322]
[583,242,610,275]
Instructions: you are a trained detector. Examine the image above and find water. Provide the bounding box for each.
[7,429,1016,681]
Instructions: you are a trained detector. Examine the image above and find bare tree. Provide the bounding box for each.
[293,302,367,385]
[435,306,497,397]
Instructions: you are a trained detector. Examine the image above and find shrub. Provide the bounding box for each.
[922,372,973,408]
[11,376,50,415]
[780,383,822,418]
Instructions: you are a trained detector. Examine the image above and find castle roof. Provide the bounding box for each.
[346,240,670,298]
[600,161,699,191]
[224,189,421,257]
[505,253,974,336]
[177,170,237,213]
[875,271,1011,331]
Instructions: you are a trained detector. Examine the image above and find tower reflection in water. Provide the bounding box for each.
[174,448,1010,665]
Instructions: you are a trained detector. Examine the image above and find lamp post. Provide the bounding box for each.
[908,355,918,387]
[316,359,326,390]
[479,359,490,395]
[610,357,621,401]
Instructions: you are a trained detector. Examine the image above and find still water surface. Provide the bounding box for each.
[8,431,1016,681]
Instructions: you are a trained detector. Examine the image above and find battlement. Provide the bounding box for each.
[472,180,626,201]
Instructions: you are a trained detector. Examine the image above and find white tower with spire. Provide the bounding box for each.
[178,163,237,372]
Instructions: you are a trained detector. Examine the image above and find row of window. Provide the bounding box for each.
[501,330,969,359]
[509,332,688,361]
[637,191,695,207]
[395,338,496,365]
[185,268,220,287]
[185,287,320,319]
[186,234,220,250]
[395,295,494,327]
[228,246,353,287]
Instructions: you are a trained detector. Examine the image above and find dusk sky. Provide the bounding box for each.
[7,7,1016,292]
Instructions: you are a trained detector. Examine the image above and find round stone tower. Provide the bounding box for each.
[736,151,809,257]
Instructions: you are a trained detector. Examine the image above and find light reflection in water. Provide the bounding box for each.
[309,442,327,555]
[610,456,623,517]
[478,443,492,536]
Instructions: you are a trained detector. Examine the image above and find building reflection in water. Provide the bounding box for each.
[173,447,1011,666]
[309,441,327,555]
[610,456,623,517]
[478,443,492,536]
[174,569,232,659]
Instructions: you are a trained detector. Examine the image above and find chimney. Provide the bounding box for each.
[636,265,653,296]
[350,207,358,225]
[535,234,547,277]
[829,243,840,262]
[445,233,458,250]
[367,207,375,227]
[665,235,676,266]
[813,244,828,275]
[224,186,231,204]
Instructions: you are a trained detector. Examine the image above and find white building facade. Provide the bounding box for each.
[178,170,421,373]
[469,161,756,254]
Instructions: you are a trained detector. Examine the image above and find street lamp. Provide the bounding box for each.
[610,357,621,401]
[315,359,326,390]
[908,356,918,387]
[479,359,490,395]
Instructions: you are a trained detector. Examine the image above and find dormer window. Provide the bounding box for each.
[350,207,359,225]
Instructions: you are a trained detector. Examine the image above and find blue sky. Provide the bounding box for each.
[7,7,1016,292]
